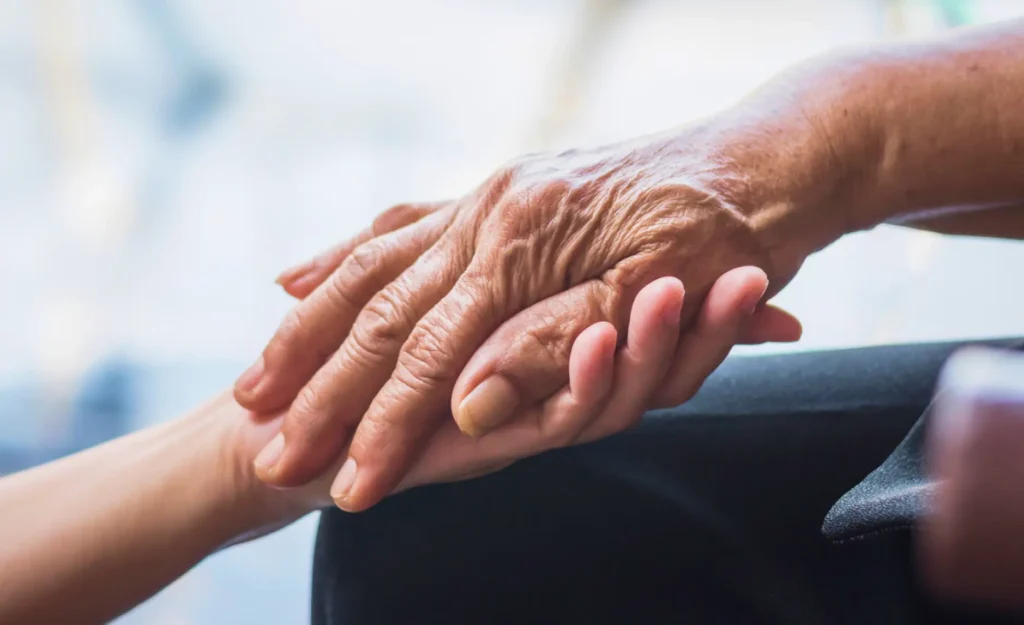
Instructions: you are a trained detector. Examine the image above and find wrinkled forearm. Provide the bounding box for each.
[871,20,1024,227]
[805,19,1024,231]
[705,18,1024,258]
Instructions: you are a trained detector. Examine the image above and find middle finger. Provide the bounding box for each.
[259,232,465,487]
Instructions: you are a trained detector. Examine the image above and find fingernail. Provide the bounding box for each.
[275,259,315,287]
[663,292,685,327]
[235,356,265,393]
[456,375,519,437]
[254,433,285,473]
[331,458,358,501]
[280,272,321,295]
[742,281,769,316]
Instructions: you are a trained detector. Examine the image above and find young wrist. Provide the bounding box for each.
[189,393,307,547]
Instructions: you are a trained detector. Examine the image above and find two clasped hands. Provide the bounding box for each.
[11,20,1024,621]
[235,126,811,513]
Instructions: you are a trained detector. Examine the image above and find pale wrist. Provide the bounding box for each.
[205,394,316,544]
[160,395,271,549]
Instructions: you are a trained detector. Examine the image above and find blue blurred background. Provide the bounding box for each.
[2,1,1024,623]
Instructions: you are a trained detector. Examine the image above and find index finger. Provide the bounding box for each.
[235,210,449,413]
[277,201,446,299]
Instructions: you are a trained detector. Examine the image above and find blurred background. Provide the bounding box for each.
[2,0,1024,622]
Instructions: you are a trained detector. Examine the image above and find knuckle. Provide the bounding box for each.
[511,175,570,205]
[287,385,331,434]
[338,334,382,372]
[489,180,574,256]
[349,387,433,462]
[497,157,528,182]
[348,322,399,369]
[351,415,391,455]
[500,151,545,177]
[396,321,455,388]
[481,156,535,204]
[536,178,572,202]
[348,408,411,463]
[356,287,414,345]
[345,286,417,368]
[502,183,544,218]
[344,239,387,278]
[509,323,572,371]
[323,271,367,317]
[392,358,441,397]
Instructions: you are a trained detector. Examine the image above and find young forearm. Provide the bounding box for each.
[0,393,272,625]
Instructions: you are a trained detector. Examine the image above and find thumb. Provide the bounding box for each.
[451,278,628,438]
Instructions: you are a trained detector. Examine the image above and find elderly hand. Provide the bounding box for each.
[235,268,800,520]
[236,118,830,512]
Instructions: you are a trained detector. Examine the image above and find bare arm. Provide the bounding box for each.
[0,393,285,625]
[700,17,1024,256]
[0,271,778,624]
[805,19,1024,232]
[232,18,1024,514]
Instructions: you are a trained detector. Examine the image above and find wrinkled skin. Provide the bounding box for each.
[237,272,795,527]
[229,15,1024,515]
[236,122,819,512]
